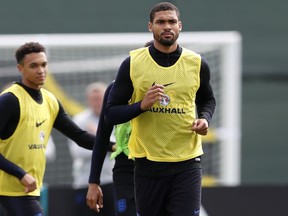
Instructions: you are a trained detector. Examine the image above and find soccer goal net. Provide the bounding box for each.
[0,32,242,186]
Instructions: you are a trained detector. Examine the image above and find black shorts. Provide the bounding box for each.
[113,153,136,216]
[0,195,44,216]
[135,167,202,216]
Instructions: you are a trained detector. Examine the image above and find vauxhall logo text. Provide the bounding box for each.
[28,144,46,149]
[149,107,186,114]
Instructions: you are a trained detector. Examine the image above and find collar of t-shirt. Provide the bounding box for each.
[148,43,182,67]
[16,81,43,104]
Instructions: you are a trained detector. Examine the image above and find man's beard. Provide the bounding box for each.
[154,32,179,47]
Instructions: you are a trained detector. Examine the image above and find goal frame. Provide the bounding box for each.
[0,31,242,186]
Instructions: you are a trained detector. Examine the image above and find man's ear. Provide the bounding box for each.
[17,64,24,74]
[179,21,182,31]
[148,22,152,32]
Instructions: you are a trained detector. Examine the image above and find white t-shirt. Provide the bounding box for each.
[68,108,115,189]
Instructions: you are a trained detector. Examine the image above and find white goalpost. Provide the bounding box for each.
[0,31,242,186]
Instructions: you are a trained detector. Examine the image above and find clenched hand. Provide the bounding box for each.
[86,183,103,213]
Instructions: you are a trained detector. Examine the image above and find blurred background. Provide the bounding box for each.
[1,0,287,215]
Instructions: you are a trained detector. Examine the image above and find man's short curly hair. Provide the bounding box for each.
[15,42,46,64]
[149,2,180,22]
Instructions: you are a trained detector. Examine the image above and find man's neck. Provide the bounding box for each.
[153,42,178,54]
[20,80,42,91]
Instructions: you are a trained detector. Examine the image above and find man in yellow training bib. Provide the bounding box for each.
[105,2,216,216]
[0,42,95,216]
